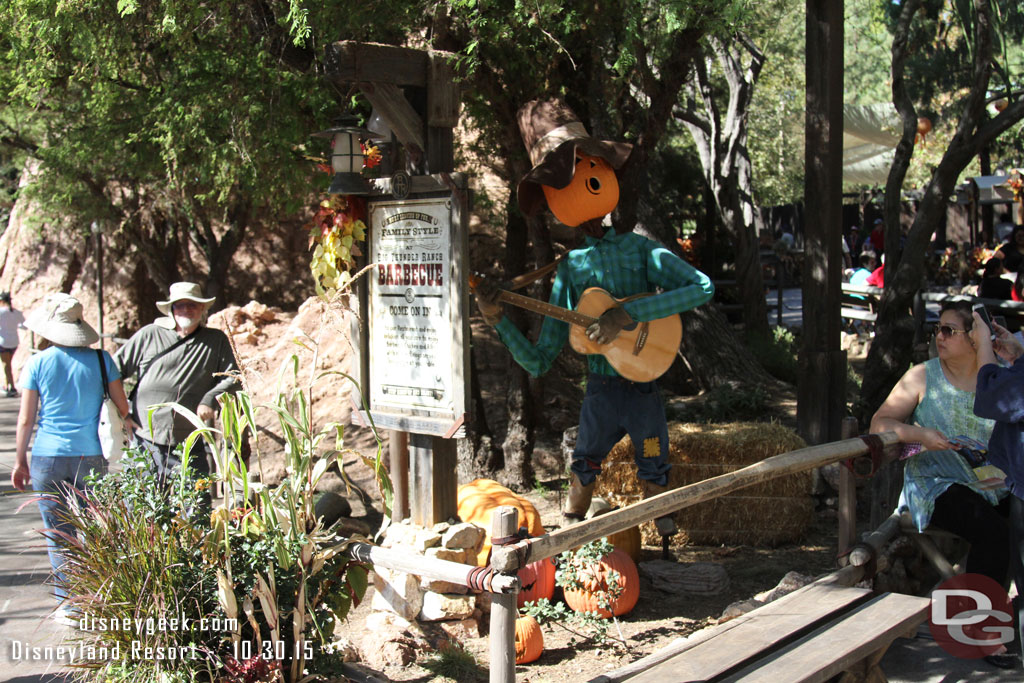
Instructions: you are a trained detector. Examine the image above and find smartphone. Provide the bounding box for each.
[973,303,995,339]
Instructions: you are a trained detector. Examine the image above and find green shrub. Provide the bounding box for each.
[745,326,799,384]
[62,352,388,683]
[668,383,772,423]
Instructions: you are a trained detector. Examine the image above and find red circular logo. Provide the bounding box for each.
[929,573,1014,659]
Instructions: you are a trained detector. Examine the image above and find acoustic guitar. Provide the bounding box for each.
[470,276,682,382]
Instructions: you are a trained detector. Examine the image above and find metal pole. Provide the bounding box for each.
[92,221,104,351]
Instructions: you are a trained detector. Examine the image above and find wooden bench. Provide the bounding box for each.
[841,282,883,325]
[593,575,929,683]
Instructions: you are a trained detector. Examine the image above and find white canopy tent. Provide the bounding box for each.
[842,103,901,185]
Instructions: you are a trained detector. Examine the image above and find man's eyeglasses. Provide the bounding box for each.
[934,324,967,339]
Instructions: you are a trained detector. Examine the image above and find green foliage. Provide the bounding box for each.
[63,448,220,683]
[744,326,799,384]
[523,538,626,646]
[61,351,389,683]
[669,383,772,423]
[421,641,485,681]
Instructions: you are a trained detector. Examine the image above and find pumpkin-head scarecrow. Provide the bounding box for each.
[475,97,714,539]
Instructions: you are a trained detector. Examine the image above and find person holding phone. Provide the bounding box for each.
[871,301,1011,591]
[973,311,1024,668]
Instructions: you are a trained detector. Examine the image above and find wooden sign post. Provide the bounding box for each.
[326,42,468,526]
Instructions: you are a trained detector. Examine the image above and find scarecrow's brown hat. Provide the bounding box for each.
[516,98,633,216]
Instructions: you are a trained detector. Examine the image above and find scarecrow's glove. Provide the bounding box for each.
[474,278,504,326]
[587,306,633,345]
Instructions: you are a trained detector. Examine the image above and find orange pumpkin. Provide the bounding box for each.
[563,548,640,619]
[456,479,545,566]
[541,152,619,227]
[517,557,556,608]
[514,615,544,664]
[606,526,643,564]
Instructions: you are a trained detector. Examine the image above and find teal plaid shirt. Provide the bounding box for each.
[495,228,714,377]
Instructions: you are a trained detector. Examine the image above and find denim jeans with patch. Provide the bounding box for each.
[570,374,671,487]
[29,455,106,603]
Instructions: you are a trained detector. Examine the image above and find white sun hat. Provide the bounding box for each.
[24,293,99,347]
[156,282,216,316]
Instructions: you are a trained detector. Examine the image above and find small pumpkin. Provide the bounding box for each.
[514,615,544,664]
[541,152,619,227]
[517,557,556,608]
[606,526,643,564]
[457,479,545,566]
[563,548,640,619]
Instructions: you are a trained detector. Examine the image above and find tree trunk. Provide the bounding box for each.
[678,305,778,391]
[677,34,769,338]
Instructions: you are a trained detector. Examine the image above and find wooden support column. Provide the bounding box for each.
[489,506,518,683]
[838,417,858,556]
[408,433,458,526]
[389,430,410,522]
[799,0,846,446]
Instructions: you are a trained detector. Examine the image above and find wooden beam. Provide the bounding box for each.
[799,0,845,446]
[489,507,518,683]
[325,41,429,87]
[427,52,460,127]
[490,432,902,572]
[345,541,518,593]
[358,82,425,155]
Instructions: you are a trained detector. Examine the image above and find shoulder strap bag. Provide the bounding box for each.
[96,350,126,461]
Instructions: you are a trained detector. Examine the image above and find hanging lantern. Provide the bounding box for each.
[312,115,381,195]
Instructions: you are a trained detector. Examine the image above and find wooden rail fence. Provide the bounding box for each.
[343,429,912,683]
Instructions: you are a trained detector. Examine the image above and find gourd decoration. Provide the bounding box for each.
[516,557,556,608]
[456,478,545,566]
[514,615,544,664]
[563,547,640,619]
[606,526,643,564]
[541,152,619,227]
[916,116,933,144]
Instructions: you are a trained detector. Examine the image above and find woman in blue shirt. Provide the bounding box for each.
[10,293,131,625]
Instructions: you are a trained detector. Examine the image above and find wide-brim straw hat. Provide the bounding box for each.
[24,293,99,347]
[156,282,216,316]
[516,98,633,217]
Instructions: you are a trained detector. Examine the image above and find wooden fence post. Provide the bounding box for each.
[838,416,858,556]
[489,506,518,683]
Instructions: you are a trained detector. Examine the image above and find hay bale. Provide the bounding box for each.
[593,422,812,547]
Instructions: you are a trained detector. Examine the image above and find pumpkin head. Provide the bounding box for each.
[517,557,556,608]
[456,479,545,566]
[563,547,640,619]
[514,615,544,664]
[541,152,619,227]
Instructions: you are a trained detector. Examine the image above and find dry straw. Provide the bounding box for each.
[595,422,812,547]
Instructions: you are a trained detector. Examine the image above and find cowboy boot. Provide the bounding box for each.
[642,480,678,537]
[564,475,596,524]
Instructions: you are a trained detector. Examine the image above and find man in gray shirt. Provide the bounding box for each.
[116,282,239,480]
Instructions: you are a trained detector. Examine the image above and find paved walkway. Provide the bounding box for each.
[0,388,1018,682]
[0,395,76,682]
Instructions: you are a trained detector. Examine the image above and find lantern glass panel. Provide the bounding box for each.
[331,132,363,174]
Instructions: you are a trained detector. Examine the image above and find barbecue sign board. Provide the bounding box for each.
[354,178,469,438]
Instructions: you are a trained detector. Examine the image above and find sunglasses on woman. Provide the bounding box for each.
[934,324,968,339]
